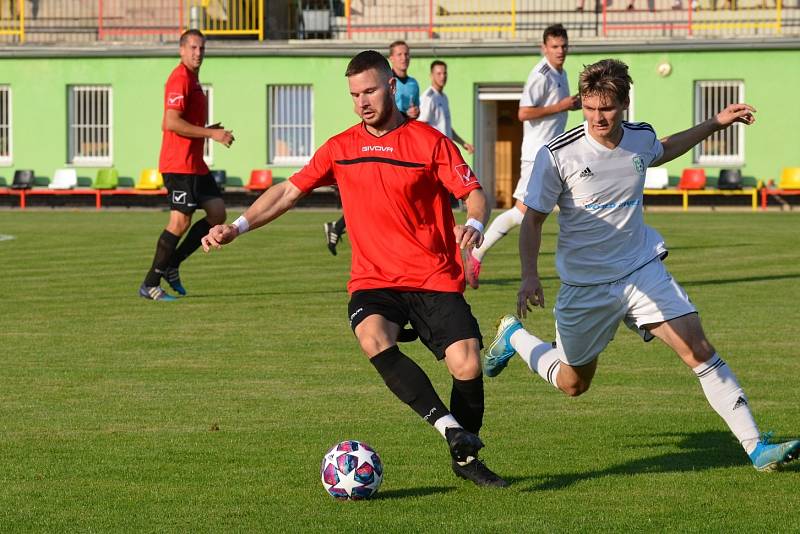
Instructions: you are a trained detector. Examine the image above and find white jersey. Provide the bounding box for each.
[524,121,667,286]
[520,58,570,162]
[419,86,452,138]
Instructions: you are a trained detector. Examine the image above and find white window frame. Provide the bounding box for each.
[0,86,11,165]
[268,85,313,165]
[622,83,635,123]
[68,85,113,166]
[694,80,745,166]
[202,84,213,165]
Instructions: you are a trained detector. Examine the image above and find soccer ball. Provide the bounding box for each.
[320,440,383,500]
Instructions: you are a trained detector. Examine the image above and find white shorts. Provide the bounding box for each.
[553,257,696,367]
[513,160,534,202]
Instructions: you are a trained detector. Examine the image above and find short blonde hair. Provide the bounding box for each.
[579,59,632,105]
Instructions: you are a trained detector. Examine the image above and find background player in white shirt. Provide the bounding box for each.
[485,58,799,471]
[465,24,580,289]
[419,60,474,155]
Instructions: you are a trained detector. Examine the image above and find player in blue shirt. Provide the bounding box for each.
[389,40,420,119]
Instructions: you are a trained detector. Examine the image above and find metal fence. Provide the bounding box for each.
[340,0,799,41]
[0,0,796,44]
[0,0,264,44]
[0,0,24,42]
[343,0,517,39]
[98,0,183,42]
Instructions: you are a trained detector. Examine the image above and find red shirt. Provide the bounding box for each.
[158,63,209,174]
[290,119,481,294]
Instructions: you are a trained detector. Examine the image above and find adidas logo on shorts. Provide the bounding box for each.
[580,167,593,178]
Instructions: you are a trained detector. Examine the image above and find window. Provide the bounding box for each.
[622,83,634,123]
[694,81,745,166]
[202,84,213,165]
[268,85,313,165]
[68,85,112,165]
[0,86,10,165]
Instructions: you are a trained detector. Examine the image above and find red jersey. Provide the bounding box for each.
[158,63,209,174]
[290,119,481,294]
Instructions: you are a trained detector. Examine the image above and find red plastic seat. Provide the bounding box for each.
[678,168,706,190]
[246,169,273,191]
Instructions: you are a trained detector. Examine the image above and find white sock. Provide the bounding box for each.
[694,354,760,454]
[433,414,461,439]
[472,207,525,262]
[510,328,562,390]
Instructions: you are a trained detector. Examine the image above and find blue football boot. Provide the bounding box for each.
[749,432,800,471]
[163,267,186,296]
[139,284,177,302]
[484,314,523,378]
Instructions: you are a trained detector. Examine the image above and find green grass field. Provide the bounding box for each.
[1,209,798,532]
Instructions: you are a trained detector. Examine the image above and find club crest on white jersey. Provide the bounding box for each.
[632,155,645,177]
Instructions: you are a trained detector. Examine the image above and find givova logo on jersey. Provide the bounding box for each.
[454,164,478,187]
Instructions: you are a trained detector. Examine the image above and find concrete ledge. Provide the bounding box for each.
[1,37,799,58]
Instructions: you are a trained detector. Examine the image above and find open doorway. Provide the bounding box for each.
[474,85,523,209]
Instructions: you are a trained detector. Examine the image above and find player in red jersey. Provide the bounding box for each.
[202,51,507,487]
[139,29,235,301]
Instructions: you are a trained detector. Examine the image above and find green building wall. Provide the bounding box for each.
[2,46,798,188]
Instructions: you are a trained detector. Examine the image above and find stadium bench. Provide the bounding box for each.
[644,187,758,211]
[760,167,800,209]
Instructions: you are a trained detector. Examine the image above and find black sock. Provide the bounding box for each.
[333,215,346,236]
[450,375,484,435]
[170,219,212,268]
[370,345,450,426]
[144,230,180,286]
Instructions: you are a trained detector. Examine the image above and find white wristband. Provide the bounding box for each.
[231,215,250,234]
[465,218,484,234]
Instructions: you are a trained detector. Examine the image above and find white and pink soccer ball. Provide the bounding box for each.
[320,440,383,500]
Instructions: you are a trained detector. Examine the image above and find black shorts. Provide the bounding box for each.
[348,289,483,360]
[163,172,221,214]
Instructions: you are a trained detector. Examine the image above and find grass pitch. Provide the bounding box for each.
[1,210,798,532]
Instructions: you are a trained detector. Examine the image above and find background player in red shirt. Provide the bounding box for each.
[139,29,235,301]
[201,51,507,487]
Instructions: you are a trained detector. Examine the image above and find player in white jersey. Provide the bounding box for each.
[485,58,799,471]
[465,24,580,289]
[419,60,474,155]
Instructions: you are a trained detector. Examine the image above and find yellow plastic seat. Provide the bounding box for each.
[779,167,800,190]
[135,169,164,190]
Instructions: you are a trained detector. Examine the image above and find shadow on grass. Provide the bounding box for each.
[186,288,344,299]
[478,271,800,291]
[523,430,745,492]
[373,486,455,500]
[668,243,755,251]
[376,475,539,497]
[681,273,800,287]
[478,275,559,288]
